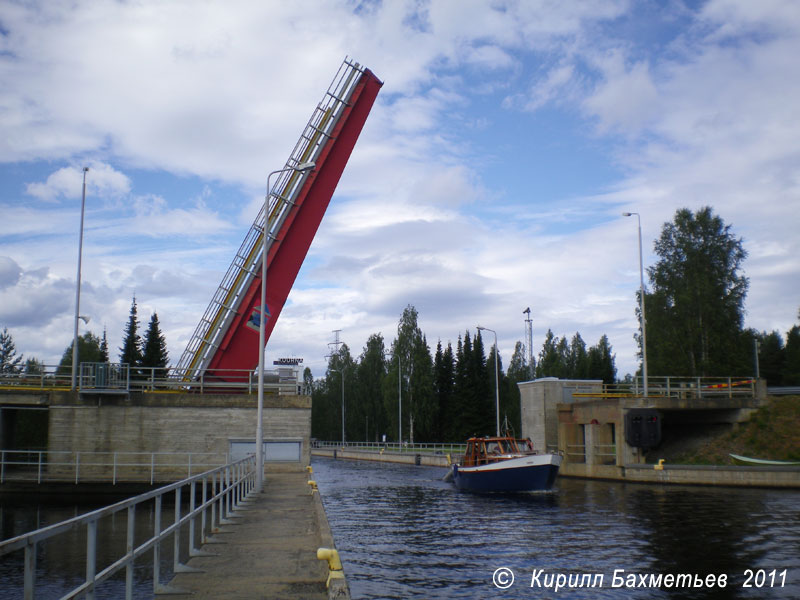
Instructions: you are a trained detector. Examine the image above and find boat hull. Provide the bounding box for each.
[452,454,562,492]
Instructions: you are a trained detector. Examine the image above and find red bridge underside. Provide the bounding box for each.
[206,70,383,380]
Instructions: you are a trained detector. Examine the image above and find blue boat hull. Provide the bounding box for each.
[452,454,561,492]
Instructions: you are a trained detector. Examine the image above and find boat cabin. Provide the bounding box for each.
[463,436,528,467]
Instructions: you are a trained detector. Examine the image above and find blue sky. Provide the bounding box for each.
[1,0,799,379]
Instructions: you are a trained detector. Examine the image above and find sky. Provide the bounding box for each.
[1,0,799,380]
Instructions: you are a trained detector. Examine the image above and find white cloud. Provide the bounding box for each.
[1,0,798,381]
[26,162,131,201]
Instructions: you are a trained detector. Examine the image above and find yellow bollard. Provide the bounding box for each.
[307,480,318,494]
[446,453,452,466]
[654,459,665,471]
[306,465,313,474]
[317,547,344,588]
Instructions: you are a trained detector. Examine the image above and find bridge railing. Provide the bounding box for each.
[0,455,258,599]
[0,363,307,395]
[313,441,468,455]
[0,450,230,484]
[574,376,758,399]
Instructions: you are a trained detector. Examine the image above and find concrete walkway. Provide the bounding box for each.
[167,471,335,600]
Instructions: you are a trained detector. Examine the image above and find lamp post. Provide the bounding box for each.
[623,212,648,397]
[477,326,500,436]
[256,161,315,490]
[72,167,89,392]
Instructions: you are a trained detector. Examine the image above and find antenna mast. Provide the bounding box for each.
[524,307,534,380]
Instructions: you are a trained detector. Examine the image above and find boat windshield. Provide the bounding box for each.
[486,439,517,455]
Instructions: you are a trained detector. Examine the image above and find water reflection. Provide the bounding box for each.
[312,458,800,600]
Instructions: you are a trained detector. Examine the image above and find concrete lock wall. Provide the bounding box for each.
[519,378,604,453]
[44,392,311,479]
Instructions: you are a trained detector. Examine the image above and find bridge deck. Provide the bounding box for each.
[168,471,333,599]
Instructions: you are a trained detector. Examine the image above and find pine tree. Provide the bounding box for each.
[142,312,169,377]
[355,333,387,442]
[0,327,23,375]
[100,327,109,363]
[587,335,617,384]
[434,340,455,441]
[119,296,143,371]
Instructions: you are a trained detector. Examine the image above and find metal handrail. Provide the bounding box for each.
[313,441,467,454]
[0,364,307,396]
[0,450,229,484]
[573,376,758,399]
[0,455,258,599]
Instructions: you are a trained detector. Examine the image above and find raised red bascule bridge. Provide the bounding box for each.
[174,59,382,383]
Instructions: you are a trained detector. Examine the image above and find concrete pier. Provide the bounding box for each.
[167,471,347,599]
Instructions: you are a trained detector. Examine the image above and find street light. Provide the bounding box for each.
[256,160,315,490]
[477,326,500,437]
[623,212,649,397]
[72,167,89,392]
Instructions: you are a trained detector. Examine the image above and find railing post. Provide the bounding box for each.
[37,451,42,484]
[126,505,135,600]
[153,495,162,594]
[75,451,81,484]
[1,450,5,484]
[86,519,97,600]
[728,377,732,398]
[24,539,36,600]
[173,486,182,572]
[201,476,208,543]
[150,453,155,486]
[189,481,197,553]
[113,452,117,485]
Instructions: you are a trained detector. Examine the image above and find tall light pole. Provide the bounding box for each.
[257,161,315,490]
[72,167,89,392]
[623,212,648,397]
[477,326,500,437]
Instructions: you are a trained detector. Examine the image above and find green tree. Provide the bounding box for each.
[434,340,456,441]
[142,312,169,377]
[783,309,800,385]
[119,296,143,371]
[0,327,23,375]
[354,333,387,442]
[536,329,566,378]
[756,330,785,385]
[100,327,109,363]
[504,340,529,435]
[24,357,44,376]
[587,335,617,384]
[58,332,105,374]
[303,366,314,395]
[568,332,589,379]
[644,207,749,376]
[382,305,435,443]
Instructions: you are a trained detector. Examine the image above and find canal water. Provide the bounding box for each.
[311,457,800,599]
[1,461,798,599]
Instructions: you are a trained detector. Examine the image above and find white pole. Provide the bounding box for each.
[623,212,649,397]
[72,167,89,391]
[257,162,314,489]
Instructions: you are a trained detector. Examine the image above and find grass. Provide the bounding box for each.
[674,395,800,465]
